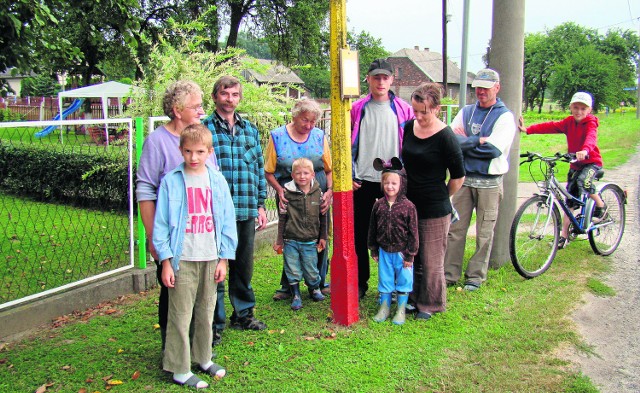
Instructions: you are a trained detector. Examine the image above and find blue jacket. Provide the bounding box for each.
[153,163,237,272]
[451,98,515,177]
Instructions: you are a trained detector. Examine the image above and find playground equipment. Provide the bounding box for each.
[34,99,84,138]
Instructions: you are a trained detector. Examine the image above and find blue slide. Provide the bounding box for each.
[34,98,84,138]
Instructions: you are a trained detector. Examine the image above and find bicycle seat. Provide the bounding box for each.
[595,169,604,180]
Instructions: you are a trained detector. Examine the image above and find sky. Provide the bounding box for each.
[345,0,640,73]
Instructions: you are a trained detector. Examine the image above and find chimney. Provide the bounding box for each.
[414,45,420,50]
[424,47,429,51]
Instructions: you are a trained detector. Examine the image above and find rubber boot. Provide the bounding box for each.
[373,293,392,322]
[290,283,303,310]
[392,294,408,325]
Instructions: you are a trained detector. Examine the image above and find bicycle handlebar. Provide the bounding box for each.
[519,151,585,163]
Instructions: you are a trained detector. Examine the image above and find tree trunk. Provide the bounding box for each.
[226,0,254,48]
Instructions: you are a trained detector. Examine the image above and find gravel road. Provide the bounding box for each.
[563,147,640,392]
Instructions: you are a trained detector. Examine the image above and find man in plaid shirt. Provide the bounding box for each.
[203,75,268,341]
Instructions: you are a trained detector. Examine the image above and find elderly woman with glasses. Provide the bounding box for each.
[264,99,333,301]
[136,80,217,350]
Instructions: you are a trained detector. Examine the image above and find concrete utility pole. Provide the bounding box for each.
[488,0,525,269]
[459,0,470,107]
[329,0,359,326]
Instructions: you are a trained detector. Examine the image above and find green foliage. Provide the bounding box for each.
[235,31,272,59]
[128,23,290,134]
[523,22,640,112]
[20,73,59,97]
[549,46,619,111]
[258,0,329,67]
[0,142,130,212]
[348,30,390,94]
[0,108,26,122]
[294,65,330,98]
[0,0,80,73]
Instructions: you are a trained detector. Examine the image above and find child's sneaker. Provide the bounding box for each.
[310,288,325,302]
[558,236,569,249]
[592,203,609,223]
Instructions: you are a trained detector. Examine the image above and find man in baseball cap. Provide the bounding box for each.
[471,68,500,89]
[367,58,394,76]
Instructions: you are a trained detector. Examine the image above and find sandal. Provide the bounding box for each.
[199,362,226,378]
[175,374,208,389]
[558,236,569,249]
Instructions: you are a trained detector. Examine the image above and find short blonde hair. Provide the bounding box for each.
[180,124,213,148]
[291,99,322,121]
[162,80,204,119]
[291,157,314,173]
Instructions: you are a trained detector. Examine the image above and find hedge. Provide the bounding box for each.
[0,143,131,212]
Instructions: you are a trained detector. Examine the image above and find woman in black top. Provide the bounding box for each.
[401,82,465,320]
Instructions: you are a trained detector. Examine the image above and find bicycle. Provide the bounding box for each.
[509,152,626,279]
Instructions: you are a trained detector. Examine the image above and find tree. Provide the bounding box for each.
[0,0,80,73]
[347,30,389,94]
[129,25,291,132]
[523,22,639,112]
[549,46,619,112]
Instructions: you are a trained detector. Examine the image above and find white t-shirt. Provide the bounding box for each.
[181,172,218,261]
[354,100,399,182]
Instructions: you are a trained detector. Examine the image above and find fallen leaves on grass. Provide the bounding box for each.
[131,370,141,380]
[35,382,54,393]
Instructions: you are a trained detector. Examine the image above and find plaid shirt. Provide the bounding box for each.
[202,111,267,221]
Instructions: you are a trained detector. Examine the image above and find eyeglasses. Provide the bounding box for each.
[184,104,204,111]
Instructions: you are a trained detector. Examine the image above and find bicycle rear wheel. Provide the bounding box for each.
[588,184,626,255]
[510,195,561,278]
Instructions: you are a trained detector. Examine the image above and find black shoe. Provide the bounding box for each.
[212,329,222,346]
[231,315,267,331]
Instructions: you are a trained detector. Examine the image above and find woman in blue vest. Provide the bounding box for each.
[264,99,333,301]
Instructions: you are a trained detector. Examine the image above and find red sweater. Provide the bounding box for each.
[526,114,603,170]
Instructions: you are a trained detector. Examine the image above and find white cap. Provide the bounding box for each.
[570,92,593,107]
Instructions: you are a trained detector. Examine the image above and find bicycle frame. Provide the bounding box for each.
[536,161,613,236]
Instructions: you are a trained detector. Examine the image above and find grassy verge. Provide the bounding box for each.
[0,193,131,302]
[0,237,613,392]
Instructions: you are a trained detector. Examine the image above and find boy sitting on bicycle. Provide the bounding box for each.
[519,91,607,249]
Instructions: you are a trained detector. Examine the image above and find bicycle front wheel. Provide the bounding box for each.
[588,184,626,255]
[510,195,561,278]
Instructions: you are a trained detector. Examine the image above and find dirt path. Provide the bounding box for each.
[562,147,640,392]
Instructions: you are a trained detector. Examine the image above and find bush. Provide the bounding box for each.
[0,108,26,122]
[0,143,131,212]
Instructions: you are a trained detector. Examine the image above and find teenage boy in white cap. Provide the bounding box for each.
[444,68,516,291]
[519,91,606,249]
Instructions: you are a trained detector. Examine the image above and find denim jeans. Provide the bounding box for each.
[283,240,321,289]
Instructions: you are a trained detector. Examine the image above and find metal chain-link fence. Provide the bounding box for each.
[0,119,134,309]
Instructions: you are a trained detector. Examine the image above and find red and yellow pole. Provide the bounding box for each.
[329,0,359,325]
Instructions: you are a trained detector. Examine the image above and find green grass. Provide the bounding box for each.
[0,238,613,392]
[586,278,615,297]
[0,193,131,302]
